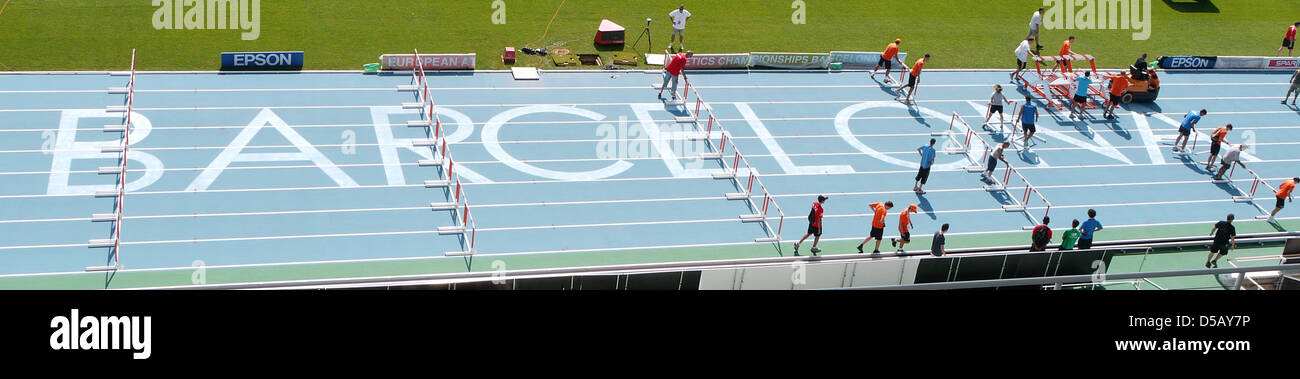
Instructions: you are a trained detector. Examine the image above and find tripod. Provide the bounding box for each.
[630,18,652,54]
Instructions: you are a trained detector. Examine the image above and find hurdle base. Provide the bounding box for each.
[98,166,120,175]
[418,159,444,167]
[103,124,127,133]
[445,250,474,257]
[930,131,948,136]
[712,172,737,180]
[406,120,431,127]
[698,152,723,160]
[84,265,120,272]
[88,239,117,248]
[94,190,120,198]
[437,226,466,235]
[396,84,419,91]
[430,202,458,211]
[424,180,450,188]
[964,166,985,173]
[1210,179,1231,184]
[664,99,686,106]
[739,214,765,223]
[401,102,424,109]
[675,116,696,124]
[108,87,130,94]
[984,185,1006,192]
[1002,205,1026,212]
[725,192,750,200]
[90,213,117,222]
[754,237,781,243]
[411,139,437,147]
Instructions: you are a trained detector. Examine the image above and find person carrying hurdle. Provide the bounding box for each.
[1015,95,1040,148]
[1212,144,1247,181]
[1054,36,1076,72]
[1205,124,1233,171]
[858,201,894,254]
[871,39,902,84]
[1276,22,1299,57]
[657,50,693,100]
[984,84,1011,128]
[1069,70,1093,120]
[794,195,828,255]
[890,204,918,253]
[1013,37,1037,82]
[1269,177,1298,222]
[896,54,929,103]
[1173,109,1207,153]
[983,141,1012,181]
[1102,71,1128,119]
[1283,69,1300,105]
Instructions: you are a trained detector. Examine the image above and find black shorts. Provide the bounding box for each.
[1285,38,1295,49]
[1179,128,1191,136]
[807,225,822,237]
[915,167,932,184]
[1023,123,1036,134]
[878,59,892,69]
[986,156,999,172]
[870,227,884,239]
[907,73,918,88]
[1077,238,1093,250]
[1073,94,1088,104]
[1109,93,1122,105]
[1278,196,1287,209]
[898,231,911,243]
[990,105,1004,114]
[1017,59,1027,69]
[1211,243,1230,256]
[1210,139,1222,155]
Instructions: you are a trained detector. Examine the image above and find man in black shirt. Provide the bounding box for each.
[1206,214,1237,268]
[931,223,949,257]
[1131,53,1149,80]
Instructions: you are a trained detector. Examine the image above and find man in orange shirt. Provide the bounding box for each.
[1205,124,1233,171]
[871,39,902,84]
[1269,177,1298,221]
[890,204,919,253]
[1055,36,1075,72]
[1103,73,1128,119]
[857,201,894,254]
[896,54,929,103]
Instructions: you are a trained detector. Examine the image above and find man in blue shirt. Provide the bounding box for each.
[1173,109,1207,153]
[914,138,937,194]
[1069,71,1093,120]
[1077,208,1103,249]
[1016,95,1039,148]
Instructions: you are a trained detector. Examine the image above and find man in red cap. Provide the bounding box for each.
[890,204,919,253]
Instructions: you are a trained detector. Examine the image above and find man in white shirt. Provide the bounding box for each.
[1012,37,1036,81]
[668,4,692,52]
[1213,144,1248,181]
[1027,7,1044,51]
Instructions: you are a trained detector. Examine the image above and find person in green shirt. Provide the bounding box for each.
[1060,219,1082,250]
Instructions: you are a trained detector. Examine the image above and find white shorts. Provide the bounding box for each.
[672,28,685,35]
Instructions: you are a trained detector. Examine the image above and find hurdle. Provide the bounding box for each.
[685,83,786,243]
[406,49,478,256]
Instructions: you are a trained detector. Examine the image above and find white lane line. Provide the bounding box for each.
[4,96,1300,113]
[0,195,1264,251]
[6,174,1291,225]
[2,156,1299,200]
[0,81,1284,95]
